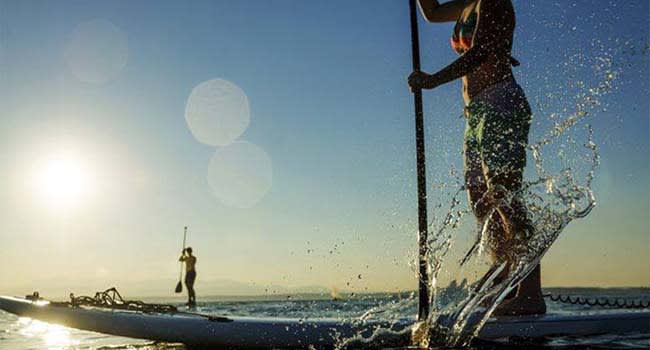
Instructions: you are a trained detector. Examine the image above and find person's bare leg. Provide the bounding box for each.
[466,174,519,300]
[188,280,196,306]
[485,212,517,299]
[493,265,546,315]
[489,173,546,315]
[465,143,519,300]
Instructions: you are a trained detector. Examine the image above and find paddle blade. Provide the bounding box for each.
[175,281,183,293]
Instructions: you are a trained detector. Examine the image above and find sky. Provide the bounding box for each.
[0,0,648,297]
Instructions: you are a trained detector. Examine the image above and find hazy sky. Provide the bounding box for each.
[0,0,648,297]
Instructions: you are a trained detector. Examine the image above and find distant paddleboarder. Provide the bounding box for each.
[408,0,545,315]
[179,247,197,307]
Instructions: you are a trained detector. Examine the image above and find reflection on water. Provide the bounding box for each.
[17,317,78,349]
[1,313,153,350]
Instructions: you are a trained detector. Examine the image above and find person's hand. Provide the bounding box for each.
[408,70,434,91]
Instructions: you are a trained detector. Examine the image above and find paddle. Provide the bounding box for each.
[174,226,188,293]
[408,0,431,322]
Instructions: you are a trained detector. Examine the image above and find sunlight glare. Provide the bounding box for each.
[35,155,88,207]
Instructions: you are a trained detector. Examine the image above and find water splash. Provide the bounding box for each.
[327,42,631,350]
[329,17,648,350]
[416,50,619,347]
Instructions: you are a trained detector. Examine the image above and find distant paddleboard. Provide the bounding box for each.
[1,296,648,348]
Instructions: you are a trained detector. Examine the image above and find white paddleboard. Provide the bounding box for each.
[1,296,648,348]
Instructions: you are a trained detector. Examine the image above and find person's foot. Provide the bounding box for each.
[493,293,546,316]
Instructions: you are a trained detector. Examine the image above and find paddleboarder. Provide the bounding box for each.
[408,0,545,315]
[179,247,197,307]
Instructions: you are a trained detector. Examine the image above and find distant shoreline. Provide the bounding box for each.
[135,287,650,303]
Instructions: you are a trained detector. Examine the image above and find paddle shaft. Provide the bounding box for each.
[408,0,430,322]
[179,226,187,281]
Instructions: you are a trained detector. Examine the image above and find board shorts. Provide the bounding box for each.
[464,78,532,187]
[185,270,196,286]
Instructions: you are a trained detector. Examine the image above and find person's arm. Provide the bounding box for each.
[179,253,186,262]
[418,0,465,23]
[409,0,514,90]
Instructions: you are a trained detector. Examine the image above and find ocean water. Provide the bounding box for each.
[0,288,648,350]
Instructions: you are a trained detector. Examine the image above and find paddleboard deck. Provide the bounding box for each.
[1,296,648,348]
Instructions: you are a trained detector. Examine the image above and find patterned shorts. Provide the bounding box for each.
[464,79,532,186]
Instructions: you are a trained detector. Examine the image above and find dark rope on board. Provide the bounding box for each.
[544,293,650,309]
[27,288,231,322]
[53,287,178,313]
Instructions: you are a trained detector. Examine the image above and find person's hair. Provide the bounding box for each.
[186,247,193,254]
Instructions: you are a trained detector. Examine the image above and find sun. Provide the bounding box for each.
[35,155,88,206]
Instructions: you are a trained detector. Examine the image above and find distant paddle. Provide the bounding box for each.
[174,226,187,293]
